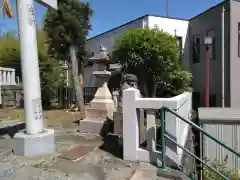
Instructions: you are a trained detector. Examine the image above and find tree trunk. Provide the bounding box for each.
[69,45,84,112]
[151,83,157,97]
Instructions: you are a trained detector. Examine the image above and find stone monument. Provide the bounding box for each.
[113,73,139,135]
[79,45,115,135]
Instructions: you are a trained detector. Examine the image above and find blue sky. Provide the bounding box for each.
[0,0,223,38]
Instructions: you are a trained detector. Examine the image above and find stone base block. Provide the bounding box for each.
[113,111,123,135]
[90,98,114,110]
[13,129,55,157]
[85,107,115,120]
[79,118,113,136]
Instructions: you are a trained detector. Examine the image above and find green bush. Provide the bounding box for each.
[203,156,240,180]
[112,28,192,98]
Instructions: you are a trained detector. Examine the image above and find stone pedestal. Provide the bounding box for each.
[13,129,55,156]
[113,106,123,135]
[79,81,114,135]
[80,103,115,136]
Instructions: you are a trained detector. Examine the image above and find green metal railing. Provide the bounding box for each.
[158,106,240,180]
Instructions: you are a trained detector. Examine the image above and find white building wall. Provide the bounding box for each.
[147,16,189,50]
[147,16,190,69]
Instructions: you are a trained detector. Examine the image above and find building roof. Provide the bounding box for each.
[189,0,228,21]
[87,0,229,41]
[87,14,188,41]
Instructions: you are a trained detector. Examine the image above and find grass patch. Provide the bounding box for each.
[0,109,84,122]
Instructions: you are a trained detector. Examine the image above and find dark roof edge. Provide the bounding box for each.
[149,14,188,21]
[87,14,188,41]
[189,0,229,20]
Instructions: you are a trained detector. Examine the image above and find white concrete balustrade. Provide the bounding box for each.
[122,88,192,167]
[0,67,16,85]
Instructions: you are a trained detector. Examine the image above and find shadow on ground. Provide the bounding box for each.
[100,133,123,159]
[0,122,25,138]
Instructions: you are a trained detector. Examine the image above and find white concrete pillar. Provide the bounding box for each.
[16,77,20,84]
[11,71,16,85]
[17,0,43,134]
[3,71,6,85]
[122,88,140,161]
[146,110,156,152]
[7,71,11,85]
[12,71,16,85]
[112,91,119,108]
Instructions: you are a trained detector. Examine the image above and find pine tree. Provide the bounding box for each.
[44,0,92,112]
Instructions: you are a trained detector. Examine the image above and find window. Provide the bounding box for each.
[87,61,94,66]
[210,94,217,107]
[192,92,201,110]
[238,23,240,57]
[176,36,183,60]
[192,35,200,63]
[206,29,216,60]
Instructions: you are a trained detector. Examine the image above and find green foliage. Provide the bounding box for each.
[44,0,92,60]
[0,33,21,77]
[112,28,192,97]
[203,156,240,180]
[0,30,64,109]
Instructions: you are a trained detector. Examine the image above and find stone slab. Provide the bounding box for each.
[50,149,135,180]
[58,145,96,161]
[113,111,122,135]
[13,129,55,157]
[79,119,113,136]
[85,107,114,120]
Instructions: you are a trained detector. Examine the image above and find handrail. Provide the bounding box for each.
[164,134,227,179]
[164,106,240,157]
[158,106,236,180]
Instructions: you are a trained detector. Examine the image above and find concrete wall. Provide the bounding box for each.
[230,0,240,107]
[189,1,231,107]
[199,108,240,170]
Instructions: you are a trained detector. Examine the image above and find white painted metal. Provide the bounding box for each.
[17,0,43,135]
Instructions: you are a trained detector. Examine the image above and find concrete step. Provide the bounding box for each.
[129,168,190,180]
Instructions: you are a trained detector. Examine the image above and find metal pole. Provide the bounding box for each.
[221,6,225,107]
[161,108,166,168]
[157,108,170,174]
[205,46,210,107]
[166,0,169,17]
[17,0,44,135]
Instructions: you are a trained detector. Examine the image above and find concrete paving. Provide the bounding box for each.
[0,121,187,180]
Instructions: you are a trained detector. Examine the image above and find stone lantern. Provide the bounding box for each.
[89,45,114,110]
[79,45,115,135]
